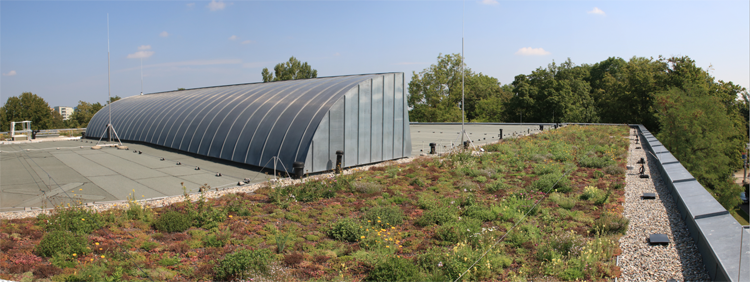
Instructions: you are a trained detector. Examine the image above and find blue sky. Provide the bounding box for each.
[2,0,749,108]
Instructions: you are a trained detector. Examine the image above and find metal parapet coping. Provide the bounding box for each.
[633,124,749,282]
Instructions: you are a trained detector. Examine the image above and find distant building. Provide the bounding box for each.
[54,106,74,120]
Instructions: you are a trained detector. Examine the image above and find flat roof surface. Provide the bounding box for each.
[0,140,271,211]
[1,123,556,211]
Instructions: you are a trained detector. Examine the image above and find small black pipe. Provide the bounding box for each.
[429,143,436,154]
[293,162,305,179]
[499,129,503,139]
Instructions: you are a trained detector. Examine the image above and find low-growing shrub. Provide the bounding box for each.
[580,186,603,201]
[531,173,571,193]
[409,177,426,187]
[485,180,509,192]
[158,256,180,266]
[549,193,577,209]
[457,180,479,191]
[154,210,192,233]
[416,204,458,226]
[270,180,337,204]
[141,241,159,251]
[328,218,365,242]
[593,170,605,179]
[365,257,420,282]
[42,206,104,234]
[417,192,440,210]
[605,164,626,175]
[434,218,482,244]
[214,249,273,281]
[474,175,487,183]
[283,252,304,266]
[364,206,405,228]
[35,230,90,257]
[578,155,614,168]
[592,212,629,235]
[352,182,383,194]
[463,205,496,221]
[533,163,561,175]
[594,190,612,206]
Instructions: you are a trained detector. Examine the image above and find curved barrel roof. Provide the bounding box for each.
[87,74,382,170]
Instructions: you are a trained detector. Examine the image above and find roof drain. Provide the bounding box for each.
[641,193,656,200]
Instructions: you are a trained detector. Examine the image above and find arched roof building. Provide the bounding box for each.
[86,73,412,174]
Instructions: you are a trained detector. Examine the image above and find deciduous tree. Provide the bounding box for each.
[261,56,317,82]
[1,92,54,130]
[654,84,743,209]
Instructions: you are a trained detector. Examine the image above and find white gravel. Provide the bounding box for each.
[618,128,709,281]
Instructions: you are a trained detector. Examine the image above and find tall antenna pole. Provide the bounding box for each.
[96,13,123,146]
[140,57,143,95]
[461,0,465,148]
[107,13,112,142]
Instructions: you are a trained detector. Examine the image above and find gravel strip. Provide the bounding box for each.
[618,128,709,281]
[0,155,423,221]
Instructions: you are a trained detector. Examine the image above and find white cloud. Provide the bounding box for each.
[186,3,195,8]
[588,7,605,15]
[128,45,154,59]
[241,40,252,44]
[160,31,169,37]
[207,0,225,11]
[127,51,155,59]
[515,47,551,56]
[229,35,237,40]
[3,70,17,76]
[480,0,498,5]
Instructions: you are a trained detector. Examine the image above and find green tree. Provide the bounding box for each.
[471,75,513,122]
[407,53,470,122]
[108,95,121,104]
[50,110,65,129]
[66,101,104,128]
[589,56,668,130]
[654,83,743,209]
[0,106,7,132]
[505,58,598,123]
[1,92,54,130]
[261,56,318,82]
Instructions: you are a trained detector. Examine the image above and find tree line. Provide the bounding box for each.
[0,93,120,132]
[409,53,748,211]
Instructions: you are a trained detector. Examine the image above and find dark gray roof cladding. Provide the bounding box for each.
[87,74,382,170]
